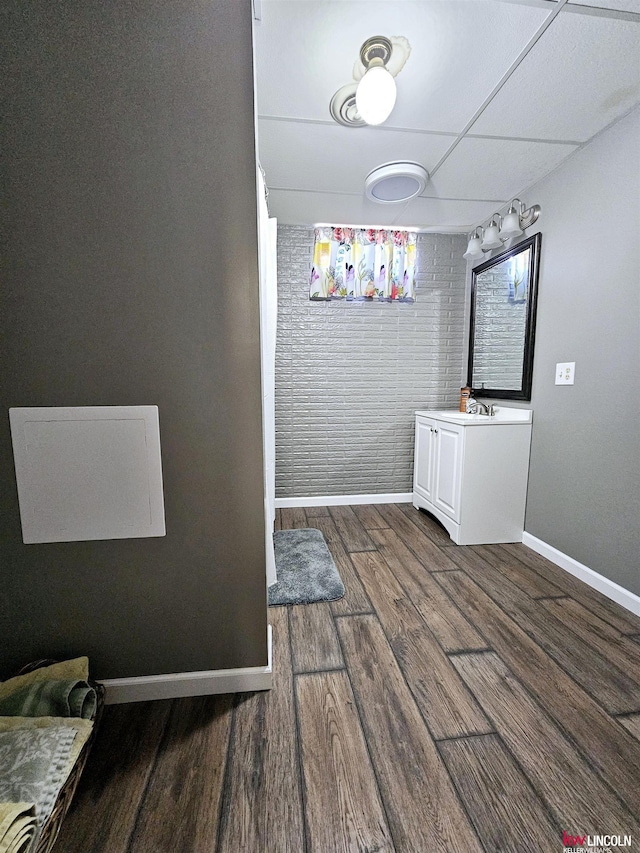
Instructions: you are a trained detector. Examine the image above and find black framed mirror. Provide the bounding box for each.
[467,232,542,401]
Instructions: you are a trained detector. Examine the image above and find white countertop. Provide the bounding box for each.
[415,406,533,426]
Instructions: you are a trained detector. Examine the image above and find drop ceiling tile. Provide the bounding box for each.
[471,12,640,141]
[569,0,640,13]
[401,197,500,230]
[254,0,550,133]
[258,119,455,195]
[267,188,497,231]
[429,137,578,201]
[267,189,402,228]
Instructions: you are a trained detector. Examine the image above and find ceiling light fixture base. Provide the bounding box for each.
[359,36,393,69]
[329,83,367,127]
[330,35,411,127]
[353,36,411,81]
[519,203,541,229]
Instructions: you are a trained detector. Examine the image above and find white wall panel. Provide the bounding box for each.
[9,406,165,543]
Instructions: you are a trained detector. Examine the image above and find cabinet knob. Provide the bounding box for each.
[434,429,438,434]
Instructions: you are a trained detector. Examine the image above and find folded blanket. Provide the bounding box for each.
[0,803,36,853]
[0,718,93,784]
[0,681,96,720]
[0,659,89,705]
[0,727,76,850]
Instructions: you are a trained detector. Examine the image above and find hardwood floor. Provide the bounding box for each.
[54,504,640,853]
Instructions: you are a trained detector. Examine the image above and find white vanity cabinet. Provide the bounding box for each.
[412,407,532,546]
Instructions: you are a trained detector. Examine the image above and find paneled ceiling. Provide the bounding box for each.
[253,0,640,231]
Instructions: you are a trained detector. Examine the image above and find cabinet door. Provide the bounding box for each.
[413,417,436,502]
[434,422,464,522]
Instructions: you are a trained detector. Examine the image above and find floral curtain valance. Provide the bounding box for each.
[310,227,417,302]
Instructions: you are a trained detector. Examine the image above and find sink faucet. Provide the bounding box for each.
[467,400,495,416]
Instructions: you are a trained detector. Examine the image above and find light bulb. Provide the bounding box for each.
[481,219,503,250]
[499,209,523,240]
[463,236,484,260]
[356,65,397,126]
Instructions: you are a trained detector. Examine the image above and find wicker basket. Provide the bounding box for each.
[13,659,105,853]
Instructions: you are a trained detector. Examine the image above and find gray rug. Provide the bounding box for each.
[269,528,345,606]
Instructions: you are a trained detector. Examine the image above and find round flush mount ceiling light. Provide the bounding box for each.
[364,161,428,204]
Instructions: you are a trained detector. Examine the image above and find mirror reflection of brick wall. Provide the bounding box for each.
[472,262,527,391]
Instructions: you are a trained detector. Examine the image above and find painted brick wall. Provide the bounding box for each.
[275,226,468,498]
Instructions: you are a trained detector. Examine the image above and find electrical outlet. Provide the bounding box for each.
[555,362,575,385]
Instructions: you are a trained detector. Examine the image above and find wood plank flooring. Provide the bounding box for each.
[54,504,640,853]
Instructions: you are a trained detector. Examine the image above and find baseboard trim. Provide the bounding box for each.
[522,533,640,618]
[275,492,413,508]
[101,624,273,704]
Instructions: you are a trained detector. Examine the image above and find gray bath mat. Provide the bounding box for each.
[269,528,345,606]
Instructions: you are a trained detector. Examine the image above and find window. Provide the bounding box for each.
[310,227,416,301]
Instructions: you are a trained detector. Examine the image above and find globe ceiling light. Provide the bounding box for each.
[330,36,409,128]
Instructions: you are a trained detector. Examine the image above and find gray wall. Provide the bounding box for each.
[0,1,268,678]
[523,107,640,595]
[275,227,467,497]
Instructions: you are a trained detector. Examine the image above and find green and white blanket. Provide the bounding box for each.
[0,680,96,720]
[0,727,76,851]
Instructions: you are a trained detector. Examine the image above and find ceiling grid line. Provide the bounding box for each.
[497,0,640,21]
[428,0,570,180]
[269,186,508,205]
[561,3,640,21]
[258,114,582,146]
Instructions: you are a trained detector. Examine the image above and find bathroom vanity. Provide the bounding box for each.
[412,407,532,546]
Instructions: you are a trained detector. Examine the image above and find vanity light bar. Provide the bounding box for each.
[463,199,540,261]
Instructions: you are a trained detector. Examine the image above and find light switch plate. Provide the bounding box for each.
[555,362,575,385]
